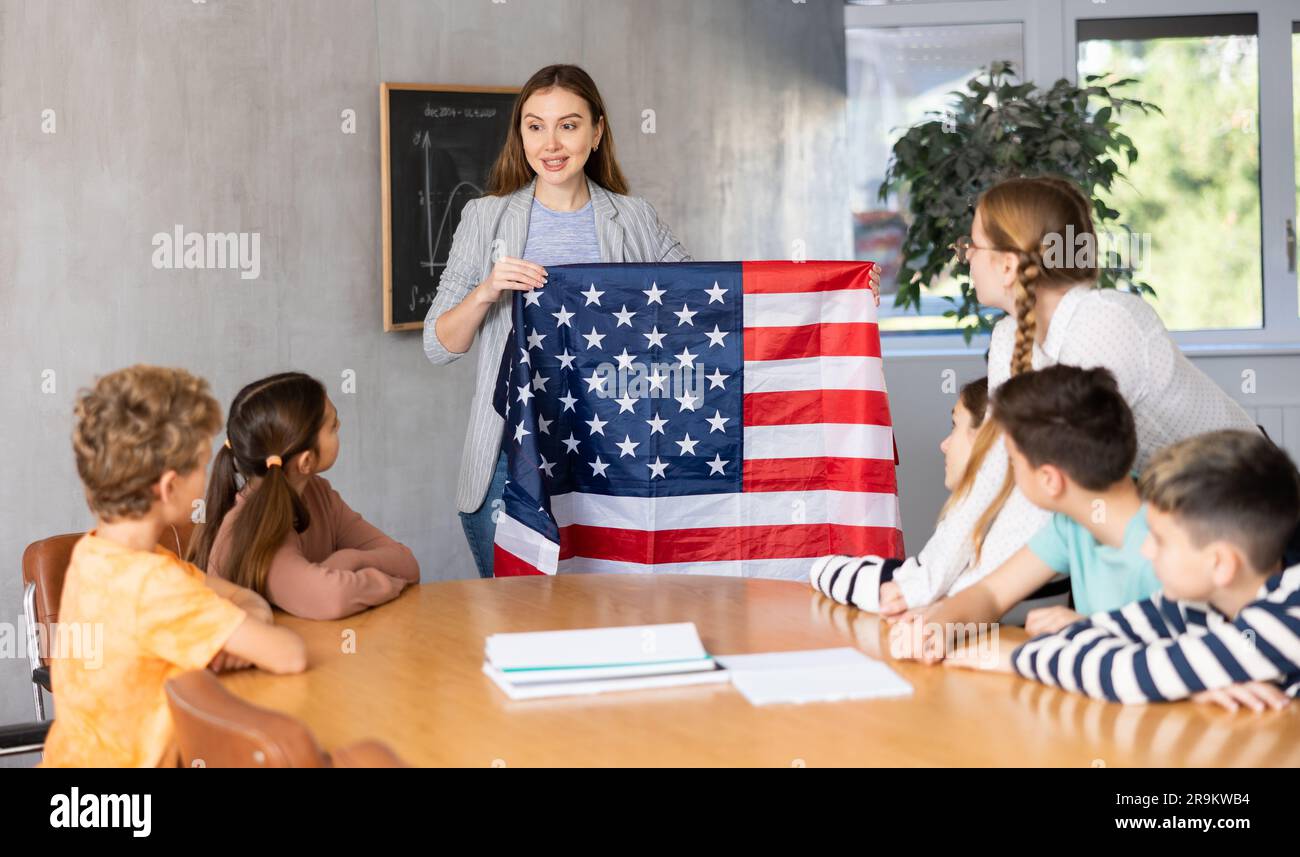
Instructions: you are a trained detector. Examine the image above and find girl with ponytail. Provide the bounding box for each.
[189,372,419,619]
[812,176,1257,619]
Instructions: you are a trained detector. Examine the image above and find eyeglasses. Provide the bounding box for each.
[951,235,1001,266]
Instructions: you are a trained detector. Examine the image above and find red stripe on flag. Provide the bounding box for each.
[743,456,898,494]
[492,544,546,577]
[741,260,877,294]
[743,389,892,427]
[558,522,903,563]
[743,323,881,361]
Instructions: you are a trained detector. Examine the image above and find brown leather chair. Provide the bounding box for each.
[21,532,82,721]
[165,670,408,768]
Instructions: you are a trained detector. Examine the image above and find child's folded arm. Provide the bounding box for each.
[927,545,1055,632]
[1010,594,1299,703]
[220,615,307,675]
[324,483,421,583]
[134,558,252,673]
[265,541,408,621]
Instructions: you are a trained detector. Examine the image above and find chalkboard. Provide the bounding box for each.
[381,83,519,331]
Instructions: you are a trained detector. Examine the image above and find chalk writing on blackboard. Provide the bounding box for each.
[382,84,518,331]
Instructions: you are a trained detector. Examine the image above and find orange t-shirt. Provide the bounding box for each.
[40,532,247,768]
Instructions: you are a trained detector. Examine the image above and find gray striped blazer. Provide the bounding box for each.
[423,175,693,513]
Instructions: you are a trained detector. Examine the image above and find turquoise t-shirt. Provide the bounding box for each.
[1026,504,1162,616]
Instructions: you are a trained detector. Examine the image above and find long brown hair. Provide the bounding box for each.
[188,372,327,596]
[485,64,629,196]
[979,176,1098,375]
[937,377,989,522]
[967,176,1098,560]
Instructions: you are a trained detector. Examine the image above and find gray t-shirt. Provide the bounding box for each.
[521,196,602,266]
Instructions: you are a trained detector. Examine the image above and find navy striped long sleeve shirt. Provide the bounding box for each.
[1011,564,1300,703]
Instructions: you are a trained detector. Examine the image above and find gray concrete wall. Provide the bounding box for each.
[0,0,851,756]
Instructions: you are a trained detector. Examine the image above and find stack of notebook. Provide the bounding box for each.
[482,622,729,700]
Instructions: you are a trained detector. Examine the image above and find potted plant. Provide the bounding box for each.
[880,61,1160,340]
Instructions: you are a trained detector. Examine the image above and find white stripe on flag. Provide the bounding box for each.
[555,555,817,580]
[743,289,875,327]
[494,512,559,575]
[548,489,900,532]
[743,356,885,394]
[743,423,895,460]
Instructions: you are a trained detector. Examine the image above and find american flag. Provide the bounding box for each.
[490,260,903,578]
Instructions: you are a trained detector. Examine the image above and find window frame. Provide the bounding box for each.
[846,0,1300,357]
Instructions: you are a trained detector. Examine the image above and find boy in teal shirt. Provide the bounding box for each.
[893,364,1162,663]
[1027,497,1158,617]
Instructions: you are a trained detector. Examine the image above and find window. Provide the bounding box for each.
[1078,15,1262,332]
[846,23,1024,334]
[846,0,1300,350]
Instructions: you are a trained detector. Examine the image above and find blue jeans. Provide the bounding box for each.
[458,449,509,579]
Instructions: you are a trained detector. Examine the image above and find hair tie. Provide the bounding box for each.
[224,438,232,449]
[265,455,283,469]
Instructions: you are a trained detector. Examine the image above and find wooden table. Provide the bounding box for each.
[220,575,1300,767]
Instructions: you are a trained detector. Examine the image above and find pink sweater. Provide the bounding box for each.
[207,476,420,619]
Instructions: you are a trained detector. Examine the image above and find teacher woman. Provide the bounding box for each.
[423,64,693,578]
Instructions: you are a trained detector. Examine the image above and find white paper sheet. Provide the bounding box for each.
[715,647,912,705]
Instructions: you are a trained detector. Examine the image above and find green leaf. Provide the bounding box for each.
[877,61,1157,333]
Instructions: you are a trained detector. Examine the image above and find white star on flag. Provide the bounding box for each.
[583,326,606,350]
[581,284,604,306]
[642,282,665,304]
[705,281,728,303]
[612,305,636,327]
[647,457,668,479]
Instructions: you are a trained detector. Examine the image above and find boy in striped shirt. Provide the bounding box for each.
[947,429,1300,711]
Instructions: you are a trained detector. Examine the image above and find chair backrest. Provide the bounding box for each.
[23,525,196,639]
[21,533,84,667]
[165,670,408,768]
[165,670,328,768]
